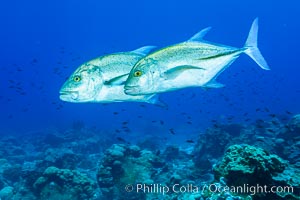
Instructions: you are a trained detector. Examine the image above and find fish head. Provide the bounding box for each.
[59,64,103,102]
[124,58,160,95]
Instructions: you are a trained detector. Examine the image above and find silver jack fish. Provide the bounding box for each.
[124,18,270,95]
[59,46,163,105]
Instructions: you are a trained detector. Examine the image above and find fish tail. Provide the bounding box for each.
[244,18,270,70]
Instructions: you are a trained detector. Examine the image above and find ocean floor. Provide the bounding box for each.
[0,115,300,199]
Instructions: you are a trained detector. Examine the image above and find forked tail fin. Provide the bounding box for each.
[244,18,270,70]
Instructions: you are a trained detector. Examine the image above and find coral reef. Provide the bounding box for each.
[213,144,299,199]
[275,115,300,165]
[192,126,233,172]
[0,127,108,199]
[96,144,157,200]
[213,144,287,186]
[0,186,14,199]
[33,166,97,200]
[0,114,300,199]
[97,143,205,200]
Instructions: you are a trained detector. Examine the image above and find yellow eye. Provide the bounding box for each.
[134,70,142,77]
[73,75,81,82]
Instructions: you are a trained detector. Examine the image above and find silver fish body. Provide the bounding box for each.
[124,18,269,95]
[59,46,162,105]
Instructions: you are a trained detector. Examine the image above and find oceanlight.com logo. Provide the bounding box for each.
[124,183,294,196]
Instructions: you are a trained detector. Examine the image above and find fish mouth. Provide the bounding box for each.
[124,86,141,96]
[59,90,79,101]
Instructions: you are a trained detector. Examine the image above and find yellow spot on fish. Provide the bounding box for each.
[73,75,81,82]
[134,71,142,77]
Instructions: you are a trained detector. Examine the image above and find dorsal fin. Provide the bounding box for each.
[187,27,212,42]
[131,46,157,55]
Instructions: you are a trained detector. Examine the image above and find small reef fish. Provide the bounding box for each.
[124,18,269,95]
[59,46,163,105]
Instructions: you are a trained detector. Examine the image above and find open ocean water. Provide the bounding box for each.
[0,0,299,199]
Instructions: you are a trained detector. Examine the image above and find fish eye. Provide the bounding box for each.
[73,75,81,82]
[134,70,142,77]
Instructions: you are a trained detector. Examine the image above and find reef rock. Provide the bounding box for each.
[97,144,160,200]
[97,143,220,200]
[33,166,96,200]
[0,186,14,199]
[213,144,286,185]
[276,114,300,164]
[213,144,300,199]
[288,114,300,131]
[43,148,80,169]
[192,125,244,172]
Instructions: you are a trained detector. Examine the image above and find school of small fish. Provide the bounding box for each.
[59,18,269,105]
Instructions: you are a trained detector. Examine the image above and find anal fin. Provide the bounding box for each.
[202,80,225,89]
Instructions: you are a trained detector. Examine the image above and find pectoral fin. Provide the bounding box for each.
[163,65,205,79]
[104,73,129,86]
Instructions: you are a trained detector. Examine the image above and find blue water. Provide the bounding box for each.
[1,0,299,134]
